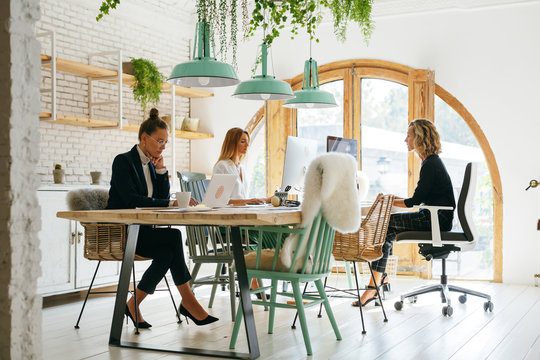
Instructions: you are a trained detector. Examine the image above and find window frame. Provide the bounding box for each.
[244,59,503,282]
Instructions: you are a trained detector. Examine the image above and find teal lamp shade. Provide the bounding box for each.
[167,22,239,87]
[283,59,338,109]
[232,44,294,100]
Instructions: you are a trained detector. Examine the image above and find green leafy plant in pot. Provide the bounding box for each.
[127,58,165,117]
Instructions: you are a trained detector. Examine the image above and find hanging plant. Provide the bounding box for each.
[249,0,374,46]
[195,0,249,70]
[96,1,249,71]
[96,0,121,21]
[323,0,374,42]
[129,58,164,116]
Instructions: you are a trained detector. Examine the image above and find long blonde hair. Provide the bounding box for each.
[409,119,441,158]
[216,127,250,165]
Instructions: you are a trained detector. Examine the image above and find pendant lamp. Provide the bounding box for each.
[232,43,294,100]
[168,22,239,87]
[283,58,337,109]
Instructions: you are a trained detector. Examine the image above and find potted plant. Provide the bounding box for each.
[90,171,102,185]
[53,164,64,184]
[124,58,164,117]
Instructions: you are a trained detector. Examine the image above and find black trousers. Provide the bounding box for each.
[134,226,192,294]
[371,209,453,273]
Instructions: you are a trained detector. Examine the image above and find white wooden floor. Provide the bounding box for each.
[42,275,540,360]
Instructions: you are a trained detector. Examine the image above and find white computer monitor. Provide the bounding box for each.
[281,136,318,193]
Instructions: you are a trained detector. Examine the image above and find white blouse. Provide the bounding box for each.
[213,159,247,200]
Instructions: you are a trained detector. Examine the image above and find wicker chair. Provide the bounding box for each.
[331,193,395,334]
[67,189,180,332]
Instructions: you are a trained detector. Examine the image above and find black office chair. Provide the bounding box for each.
[393,163,493,316]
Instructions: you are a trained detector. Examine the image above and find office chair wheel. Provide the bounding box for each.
[458,294,467,304]
[483,301,494,312]
[394,301,403,311]
[408,296,418,304]
[442,305,453,317]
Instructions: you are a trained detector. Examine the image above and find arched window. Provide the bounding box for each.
[244,60,502,282]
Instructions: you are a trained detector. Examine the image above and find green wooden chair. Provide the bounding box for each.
[178,171,237,320]
[229,211,342,356]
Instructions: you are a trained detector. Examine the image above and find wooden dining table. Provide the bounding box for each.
[57,206,302,359]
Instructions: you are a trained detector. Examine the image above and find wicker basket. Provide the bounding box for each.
[80,223,148,261]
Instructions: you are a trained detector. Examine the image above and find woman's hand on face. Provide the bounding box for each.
[150,155,164,169]
[189,197,198,206]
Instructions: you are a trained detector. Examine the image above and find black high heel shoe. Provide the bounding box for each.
[179,304,219,326]
[125,305,152,328]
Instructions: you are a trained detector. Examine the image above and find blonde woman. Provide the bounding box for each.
[355,119,456,307]
[213,127,270,205]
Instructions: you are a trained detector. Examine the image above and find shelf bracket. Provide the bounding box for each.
[88,50,123,130]
[37,31,56,121]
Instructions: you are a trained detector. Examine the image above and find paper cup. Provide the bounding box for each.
[175,191,191,208]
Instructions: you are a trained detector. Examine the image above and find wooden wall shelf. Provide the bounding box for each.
[39,113,213,140]
[40,55,214,99]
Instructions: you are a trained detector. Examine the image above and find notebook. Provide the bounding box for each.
[201,174,237,208]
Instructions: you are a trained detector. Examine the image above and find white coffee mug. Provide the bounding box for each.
[175,191,191,208]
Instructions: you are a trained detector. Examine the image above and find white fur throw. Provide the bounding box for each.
[67,188,109,211]
[244,153,362,274]
[280,153,362,273]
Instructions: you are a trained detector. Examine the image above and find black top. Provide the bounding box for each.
[106,145,170,209]
[404,154,456,214]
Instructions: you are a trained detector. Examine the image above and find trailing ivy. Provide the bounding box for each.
[230,0,239,72]
[249,0,373,46]
[96,0,120,21]
[96,1,373,73]
[322,0,374,43]
[219,0,228,61]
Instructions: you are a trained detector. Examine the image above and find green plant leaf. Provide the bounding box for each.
[130,58,165,115]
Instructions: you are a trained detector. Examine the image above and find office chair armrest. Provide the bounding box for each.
[413,205,454,247]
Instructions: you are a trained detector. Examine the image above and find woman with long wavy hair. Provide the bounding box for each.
[355,119,456,307]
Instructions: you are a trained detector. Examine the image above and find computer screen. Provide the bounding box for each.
[326,136,358,160]
[281,136,318,194]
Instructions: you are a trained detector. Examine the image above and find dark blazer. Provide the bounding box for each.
[106,145,170,209]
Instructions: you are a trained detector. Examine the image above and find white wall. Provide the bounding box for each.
[191,1,540,284]
[36,0,196,186]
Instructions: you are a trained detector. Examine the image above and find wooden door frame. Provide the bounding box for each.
[244,59,503,282]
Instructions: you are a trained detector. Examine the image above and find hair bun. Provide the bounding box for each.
[149,108,159,119]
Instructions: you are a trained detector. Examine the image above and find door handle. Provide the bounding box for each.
[526,179,539,190]
[71,232,76,245]
[77,231,83,243]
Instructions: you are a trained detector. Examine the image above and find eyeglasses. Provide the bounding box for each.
[146,134,168,147]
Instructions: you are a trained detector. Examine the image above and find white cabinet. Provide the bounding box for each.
[37,190,75,294]
[37,188,127,296]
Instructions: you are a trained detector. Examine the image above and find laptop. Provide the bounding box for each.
[201,174,237,208]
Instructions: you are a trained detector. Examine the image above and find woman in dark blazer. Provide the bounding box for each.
[107,108,217,327]
[355,119,456,307]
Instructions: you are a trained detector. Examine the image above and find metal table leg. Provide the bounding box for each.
[230,226,260,359]
[108,224,259,359]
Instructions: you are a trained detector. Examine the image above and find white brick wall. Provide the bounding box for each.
[36,0,197,186]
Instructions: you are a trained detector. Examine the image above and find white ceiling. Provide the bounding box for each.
[371,0,539,17]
